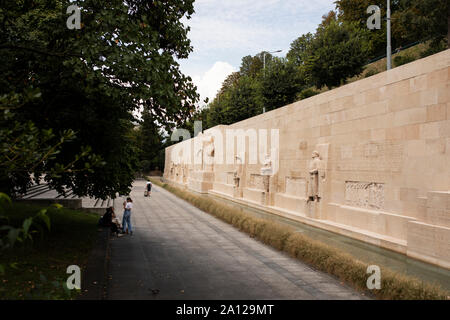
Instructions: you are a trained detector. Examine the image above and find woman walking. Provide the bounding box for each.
[122,197,133,235]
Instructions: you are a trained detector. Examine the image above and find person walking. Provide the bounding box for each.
[122,197,133,235]
[146,181,152,197]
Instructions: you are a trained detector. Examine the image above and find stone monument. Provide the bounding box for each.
[307,151,324,203]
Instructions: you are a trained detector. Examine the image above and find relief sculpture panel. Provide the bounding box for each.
[250,174,265,191]
[345,181,385,210]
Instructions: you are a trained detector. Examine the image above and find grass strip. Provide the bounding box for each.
[149,177,449,300]
[0,203,99,300]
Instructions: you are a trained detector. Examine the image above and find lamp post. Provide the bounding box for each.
[367,2,392,70]
[262,49,282,113]
[263,50,282,78]
[386,0,392,70]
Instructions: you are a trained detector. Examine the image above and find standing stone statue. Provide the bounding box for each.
[195,131,204,169]
[204,136,215,171]
[260,154,273,176]
[307,151,322,202]
[233,171,240,188]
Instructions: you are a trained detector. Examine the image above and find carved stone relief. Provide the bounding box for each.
[250,174,265,191]
[345,181,385,210]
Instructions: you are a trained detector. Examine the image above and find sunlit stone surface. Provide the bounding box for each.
[164,50,450,269]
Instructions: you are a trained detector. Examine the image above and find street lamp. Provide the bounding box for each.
[262,49,282,113]
[367,1,392,70]
[386,0,392,70]
[263,49,282,78]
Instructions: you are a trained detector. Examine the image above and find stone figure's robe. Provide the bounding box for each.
[308,157,321,198]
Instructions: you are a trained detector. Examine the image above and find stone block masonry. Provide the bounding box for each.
[164,49,450,269]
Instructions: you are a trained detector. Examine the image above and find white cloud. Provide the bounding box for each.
[192,61,236,105]
[182,0,335,61]
[179,0,336,102]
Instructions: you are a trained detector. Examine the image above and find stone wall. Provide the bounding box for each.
[164,50,450,269]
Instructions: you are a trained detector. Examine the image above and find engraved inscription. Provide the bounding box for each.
[345,181,385,210]
[337,141,402,173]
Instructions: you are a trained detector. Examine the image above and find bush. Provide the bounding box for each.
[365,68,380,78]
[149,177,450,300]
[394,54,416,67]
[420,39,447,58]
[297,88,319,100]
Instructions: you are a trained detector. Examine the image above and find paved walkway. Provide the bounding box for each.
[107,180,365,300]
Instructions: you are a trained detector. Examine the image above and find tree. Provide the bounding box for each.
[261,58,304,112]
[218,72,241,96]
[204,75,262,128]
[318,10,338,31]
[137,110,165,173]
[287,33,314,66]
[228,76,263,121]
[0,0,199,198]
[393,0,448,51]
[335,0,448,57]
[304,20,370,89]
[205,92,233,128]
[0,89,103,198]
[240,54,264,78]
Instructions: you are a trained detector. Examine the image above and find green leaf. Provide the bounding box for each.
[49,203,63,210]
[0,193,12,206]
[7,228,20,247]
[22,217,33,235]
[35,211,51,232]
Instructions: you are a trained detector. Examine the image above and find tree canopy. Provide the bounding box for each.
[335,0,449,58]
[0,0,199,198]
[196,0,448,133]
[304,20,370,89]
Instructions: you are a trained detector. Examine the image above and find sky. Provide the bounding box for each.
[178,0,337,106]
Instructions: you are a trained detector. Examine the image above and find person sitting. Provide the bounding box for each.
[99,207,121,236]
[110,208,122,236]
[98,207,112,227]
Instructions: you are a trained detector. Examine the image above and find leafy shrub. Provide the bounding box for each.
[297,88,319,100]
[419,40,448,58]
[365,68,380,78]
[394,54,416,67]
[150,177,450,300]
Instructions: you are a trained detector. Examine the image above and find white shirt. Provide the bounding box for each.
[125,202,133,210]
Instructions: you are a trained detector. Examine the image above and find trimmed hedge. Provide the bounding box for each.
[149,177,449,300]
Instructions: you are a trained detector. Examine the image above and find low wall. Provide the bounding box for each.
[164,50,450,269]
[16,198,83,210]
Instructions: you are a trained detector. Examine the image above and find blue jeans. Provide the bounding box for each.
[122,209,132,233]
